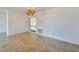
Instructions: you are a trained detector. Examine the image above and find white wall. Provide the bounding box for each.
[0,12,6,33]
[8,10,29,35]
[36,8,79,45]
[0,8,29,35]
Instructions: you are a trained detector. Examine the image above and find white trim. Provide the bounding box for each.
[35,32,79,45]
[6,11,9,36]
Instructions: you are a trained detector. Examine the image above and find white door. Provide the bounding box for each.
[0,12,7,35]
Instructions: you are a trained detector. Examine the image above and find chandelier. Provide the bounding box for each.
[26,7,35,16]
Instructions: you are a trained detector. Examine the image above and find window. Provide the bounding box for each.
[30,17,37,32]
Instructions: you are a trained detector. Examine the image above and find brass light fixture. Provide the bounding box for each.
[25,7,36,31]
[26,7,35,16]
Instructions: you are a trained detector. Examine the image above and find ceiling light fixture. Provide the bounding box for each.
[26,7,35,16]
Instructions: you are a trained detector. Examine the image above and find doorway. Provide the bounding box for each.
[29,17,37,32]
[0,11,8,37]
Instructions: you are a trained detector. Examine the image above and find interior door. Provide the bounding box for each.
[0,12,7,35]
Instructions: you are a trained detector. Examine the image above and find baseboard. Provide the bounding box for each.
[8,31,28,36]
[35,32,79,45]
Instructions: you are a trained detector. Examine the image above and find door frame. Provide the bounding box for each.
[0,10,9,36]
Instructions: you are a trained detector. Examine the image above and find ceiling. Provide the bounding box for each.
[0,7,54,12]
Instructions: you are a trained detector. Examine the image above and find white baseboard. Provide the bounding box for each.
[35,32,79,45]
[8,31,28,36]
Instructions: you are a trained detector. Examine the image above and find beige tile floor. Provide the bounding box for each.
[0,32,79,52]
